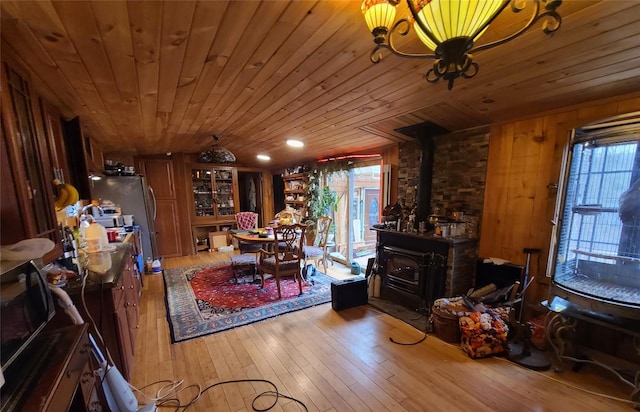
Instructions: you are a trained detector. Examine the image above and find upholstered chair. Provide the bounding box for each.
[235,212,261,254]
[257,223,306,299]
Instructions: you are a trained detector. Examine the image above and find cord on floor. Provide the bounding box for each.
[495,354,639,407]
[136,378,309,411]
[389,332,428,345]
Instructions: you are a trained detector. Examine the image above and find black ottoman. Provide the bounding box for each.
[331,277,368,311]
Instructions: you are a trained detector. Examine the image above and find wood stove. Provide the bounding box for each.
[374,229,477,311]
[377,121,476,311]
[379,245,446,310]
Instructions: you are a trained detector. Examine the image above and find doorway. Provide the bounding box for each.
[326,163,381,268]
[237,171,263,226]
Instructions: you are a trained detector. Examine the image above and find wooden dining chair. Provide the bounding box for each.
[257,223,306,299]
[275,208,304,224]
[303,215,333,272]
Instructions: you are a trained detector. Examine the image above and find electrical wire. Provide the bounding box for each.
[389,332,427,345]
[136,379,203,409]
[559,355,635,389]
[388,304,432,345]
[136,378,309,411]
[496,353,639,406]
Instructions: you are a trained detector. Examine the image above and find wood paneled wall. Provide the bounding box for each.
[479,93,640,305]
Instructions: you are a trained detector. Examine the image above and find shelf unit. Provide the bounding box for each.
[282,172,308,213]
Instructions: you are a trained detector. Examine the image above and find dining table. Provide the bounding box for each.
[230,227,311,282]
[230,228,275,248]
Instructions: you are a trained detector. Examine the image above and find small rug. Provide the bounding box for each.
[163,263,332,343]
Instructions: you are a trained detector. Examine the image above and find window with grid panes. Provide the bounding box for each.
[550,114,639,310]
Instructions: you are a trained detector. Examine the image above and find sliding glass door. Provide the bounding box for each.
[326,163,381,268]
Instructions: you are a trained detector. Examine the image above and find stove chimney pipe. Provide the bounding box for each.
[416,136,434,225]
[395,121,449,228]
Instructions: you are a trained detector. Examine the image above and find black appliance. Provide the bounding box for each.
[0,260,55,373]
[378,245,447,311]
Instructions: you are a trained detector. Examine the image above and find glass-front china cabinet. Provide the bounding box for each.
[190,166,238,221]
[190,165,239,253]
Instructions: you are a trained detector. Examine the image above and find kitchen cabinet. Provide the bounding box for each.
[110,248,140,377]
[62,116,104,200]
[282,172,307,213]
[40,100,72,184]
[141,158,176,199]
[46,242,141,381]
[1,59,60,247]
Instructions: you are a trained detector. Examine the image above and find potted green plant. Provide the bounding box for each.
[320,186,340,215]
[304,185,341,245]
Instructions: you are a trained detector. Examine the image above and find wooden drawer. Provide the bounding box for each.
[111,280,127,310]
[46,331,91,411]
[79,359,97,409]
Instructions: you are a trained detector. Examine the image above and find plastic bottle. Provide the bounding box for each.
[85,221,107,252]
[145,257,153,274]
[151,259,162,274]
[79,217,90,246]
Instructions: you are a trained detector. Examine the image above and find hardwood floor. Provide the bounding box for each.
[130,252,635,411]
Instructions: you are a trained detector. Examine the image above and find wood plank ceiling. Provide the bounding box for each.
[2,0,640,168]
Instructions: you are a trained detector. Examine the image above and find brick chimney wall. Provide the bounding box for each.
[397,126,490,233]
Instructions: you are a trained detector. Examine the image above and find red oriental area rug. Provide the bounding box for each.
[163,263,332,343]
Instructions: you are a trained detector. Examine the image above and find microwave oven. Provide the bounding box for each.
[94,215,124,228]
[0,260,55,374]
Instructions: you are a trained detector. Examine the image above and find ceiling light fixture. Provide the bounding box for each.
[286,139,304,148]
[257,154,271,161]
[361,0,562,90]
[199,135,236,163]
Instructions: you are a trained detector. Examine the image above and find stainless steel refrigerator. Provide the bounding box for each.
[91,175,158,262]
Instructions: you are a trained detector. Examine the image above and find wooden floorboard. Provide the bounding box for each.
[130,251,636,411]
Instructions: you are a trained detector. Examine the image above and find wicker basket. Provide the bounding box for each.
[432,306,461,343]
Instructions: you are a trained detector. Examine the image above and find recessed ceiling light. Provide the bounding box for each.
[257,154,271,161]
[286,139,304,148]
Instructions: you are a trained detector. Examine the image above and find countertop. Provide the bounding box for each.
[0,324,90,411]
[62,242,132,295]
